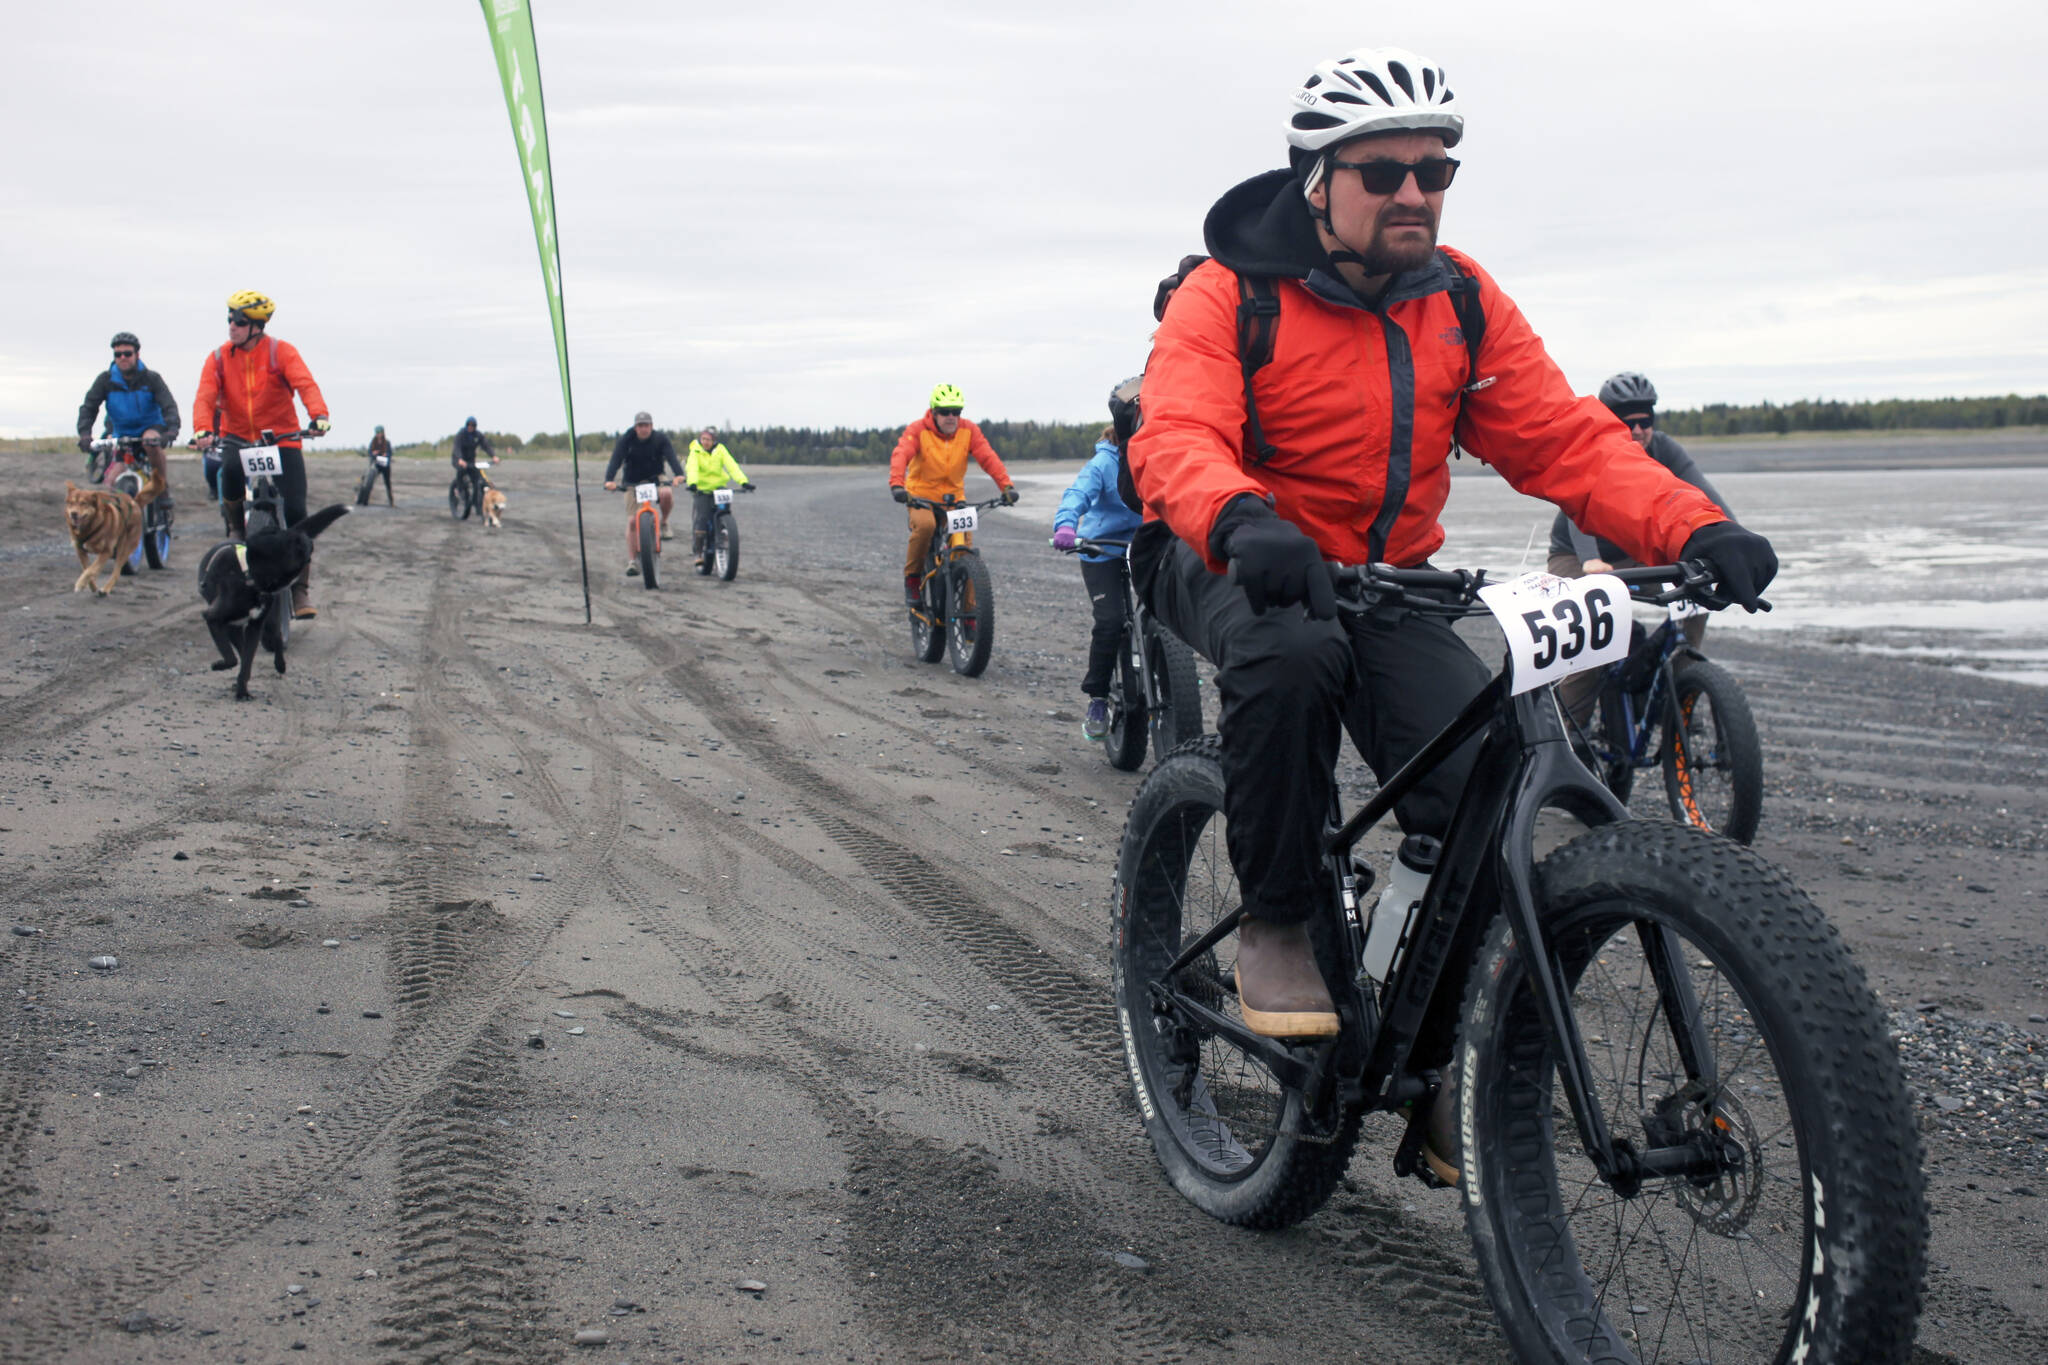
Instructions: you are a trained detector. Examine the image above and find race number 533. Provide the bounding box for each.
[1475,571,1629,695]
[946,507,978,535]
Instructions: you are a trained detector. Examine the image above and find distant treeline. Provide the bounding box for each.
[1659,394,2048,437]
[369,394,2048,461]
[390,420,1110,466]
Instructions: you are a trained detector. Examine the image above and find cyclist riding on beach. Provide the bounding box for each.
[684,426,753,570]
[1051,381,1145,740]
[603,410,683,576]
[452,417,494,515]
[1547,372,1734,719]
[889,384,1018,608]
[77,331,181,519]
[367,424,395,505]
[1127,45,1778,1041]
[192,290,331,617]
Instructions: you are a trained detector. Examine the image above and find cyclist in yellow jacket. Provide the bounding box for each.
[888,384,1017,608]
[685,427,753,569]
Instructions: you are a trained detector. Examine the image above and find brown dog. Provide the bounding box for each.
[481,478,506,529]
[66,468,161,596]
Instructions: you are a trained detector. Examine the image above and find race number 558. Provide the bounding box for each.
[1476,572,1630,695]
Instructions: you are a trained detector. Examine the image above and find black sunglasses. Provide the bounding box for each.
[112,349,136,358]
[1327,155,1460,195]
[1621,413,1655,430]
[932,407,963,417]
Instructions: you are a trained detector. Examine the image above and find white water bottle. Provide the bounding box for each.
[1362,834,1440,983]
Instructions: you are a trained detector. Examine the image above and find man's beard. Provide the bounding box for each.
[1354,209,1438,275]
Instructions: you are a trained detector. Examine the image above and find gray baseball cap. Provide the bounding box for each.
[633,410,653,424]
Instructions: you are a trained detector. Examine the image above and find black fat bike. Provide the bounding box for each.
[1579,601,1764,844]
[449,459,488,520]
[906,493,1005,678]
[1059,536,1203,769]
[697,484,743,581]
[203,430,315,650]
[1111,559,1926,1365]
[90,435,172,572]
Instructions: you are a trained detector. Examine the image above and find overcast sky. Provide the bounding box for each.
[6,1,2044,446]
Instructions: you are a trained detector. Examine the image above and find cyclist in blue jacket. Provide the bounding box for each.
[1051,379,1146,739]
[76,331,181,521]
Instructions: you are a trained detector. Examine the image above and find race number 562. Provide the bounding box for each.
[1476,571,1629,695]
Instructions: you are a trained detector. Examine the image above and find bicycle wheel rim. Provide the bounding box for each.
[1476,901,1814,1362]
[1118,791,1290,1183]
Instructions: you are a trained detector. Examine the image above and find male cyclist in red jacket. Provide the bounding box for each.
[1129,46,1777,1045]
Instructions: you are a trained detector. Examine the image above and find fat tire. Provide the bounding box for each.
[715,515,739,580]
[1662,659,1763,844]
[1112,736,1361,1228]
[142,506,170,570]
[1148,624,1204,756]
[448,478,464,520]
[637,511,660,590]
[1456,820,1926,1365]
[356,468,375,507]
[911,570,946,663]
[947,553,995,678]
[1104,638,1148,770]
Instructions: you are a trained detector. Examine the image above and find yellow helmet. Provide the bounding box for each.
[226,290,276,324]
[929,382,965,410]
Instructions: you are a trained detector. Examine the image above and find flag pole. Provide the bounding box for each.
[479,0,592,623]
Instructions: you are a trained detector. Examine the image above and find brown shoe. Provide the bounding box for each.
[1234,915,1338,1038]
[291,562,316,619]
[1422,1074,1461,1186]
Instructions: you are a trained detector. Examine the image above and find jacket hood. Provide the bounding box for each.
[1201,167,1460,308]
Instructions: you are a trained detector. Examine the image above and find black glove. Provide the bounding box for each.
[77,435,93,453]
[1000,485,1020,506]
[740,482,755,493]
[891,486,909,504]
[1222,504,1337,620]
[1680,520,1777,612]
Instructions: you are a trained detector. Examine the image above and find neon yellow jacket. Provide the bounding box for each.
[685,440,748,492]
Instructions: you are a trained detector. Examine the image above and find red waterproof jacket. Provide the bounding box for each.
[1130,169,1725,572]
[193,335,329,448]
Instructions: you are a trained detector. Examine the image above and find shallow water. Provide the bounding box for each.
[1436,464,2048,686]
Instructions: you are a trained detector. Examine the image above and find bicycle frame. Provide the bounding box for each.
[1148,568,1728,1191]
[1073,538,1169,719]
[1593,616,1701,771]
[908,494,1002,622]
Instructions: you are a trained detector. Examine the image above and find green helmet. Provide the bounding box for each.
[929,383,965,411]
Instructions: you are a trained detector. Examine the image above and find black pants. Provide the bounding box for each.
[219,443,308,526]
[1149,539,1492,925]
[373,462,394,501]
[454,463,483,511]
[1078,557,1129,697]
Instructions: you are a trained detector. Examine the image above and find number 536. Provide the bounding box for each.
[1521,590,1615,669]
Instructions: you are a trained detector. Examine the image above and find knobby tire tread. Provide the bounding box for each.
[1662,658,1763,844]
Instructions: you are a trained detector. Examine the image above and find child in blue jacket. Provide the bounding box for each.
[1051,407,1144,739]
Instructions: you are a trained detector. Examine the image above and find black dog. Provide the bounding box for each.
[198,504,348,700]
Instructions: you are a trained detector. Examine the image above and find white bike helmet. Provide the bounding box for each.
[1287,47,1462,197]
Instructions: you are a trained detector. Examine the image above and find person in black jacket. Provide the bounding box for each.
[602,411,683,576]
[367,425,395,505]
[451,417,494,517]
[77,331,182,518]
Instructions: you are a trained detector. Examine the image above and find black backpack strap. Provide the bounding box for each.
[1235,274,1281,464]
[1438,250,1490,393]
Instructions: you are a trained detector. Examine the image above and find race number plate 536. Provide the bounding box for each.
[713,488,733,507]
[1476,571,1628,695]
[946,507,978,535]
[634,483,659,504]
[239,446,283,480]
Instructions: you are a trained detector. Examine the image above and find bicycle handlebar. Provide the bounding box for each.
[1055,536,1131,556]
[191,429,322,450]
[1325,559,1767,615]
[905,494,1009,514]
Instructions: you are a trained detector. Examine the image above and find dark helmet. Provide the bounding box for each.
[1108,374,1144,448]
[1153,254,1208,323]
[110,331,140,350]
[1597,372,1658,414]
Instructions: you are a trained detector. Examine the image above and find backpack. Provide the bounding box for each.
[1116,249,1490,514]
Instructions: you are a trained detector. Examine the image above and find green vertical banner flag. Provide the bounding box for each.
[479,0,592,620]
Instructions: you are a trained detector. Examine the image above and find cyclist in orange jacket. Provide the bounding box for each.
[192,290,332,617]
[888,383,1017,608]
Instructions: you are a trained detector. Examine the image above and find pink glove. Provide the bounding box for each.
[1051,526,1077,551]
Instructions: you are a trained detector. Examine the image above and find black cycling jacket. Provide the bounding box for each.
[604,430,683,485]
[452,428,494,467]
[1548,430,1731,563]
